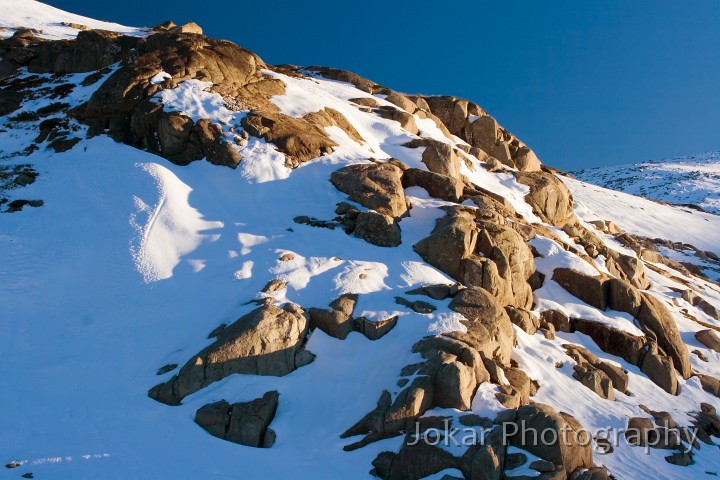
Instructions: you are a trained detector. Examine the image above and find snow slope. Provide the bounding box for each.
[573,151,720,215]
[1,3,720,480]
[0,0,148,39]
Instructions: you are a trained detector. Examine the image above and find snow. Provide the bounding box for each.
[574,151,720,215]
[563,175,720,253]
[1,1,720,479]
[0,0,148,39]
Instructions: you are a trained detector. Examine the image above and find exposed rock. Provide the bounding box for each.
[355,315,398,340]
[404,138,460,179]
[448,286,515,364]
[505,306,539,334]
[697,374,720,397]
[172,22,203,34]
[353,211,402,247]
[377,106,419,135]
[434,361,476,410]
[309,293,358,339]
[460,426,506,480]
[606,278,642,317]
[513,145,542,172]
[695,329,720,352]
[307,66,378,93]
[506,404,593,475]
[414,207,477,277]
[552,268,609,310]
[682,289,720,320]
[505,452,528,470]
[573,364,614,400]
[195,391,278,447]
[515,171,574,226]
[540,309,572,333]
[637,294,692,379]
[242,111,335,167]
[383,91,418,113]
[665,452,693,467]
[396,296,437,314]
[406,283,461,301]
[262,279,287,293]
[148,303,307,405]
[371,437,460,480]
[605,251,650,290]
[571,318,647,365]
[402,168,464,202]
[474,220,536,309]
[330,162,407,218]
[350,97,379,108]
[640,349,678,395]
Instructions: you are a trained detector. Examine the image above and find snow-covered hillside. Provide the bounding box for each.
[573,152,720,215]
[1,2,720,480]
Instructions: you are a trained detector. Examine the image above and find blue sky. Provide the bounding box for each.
[51,0,719,170]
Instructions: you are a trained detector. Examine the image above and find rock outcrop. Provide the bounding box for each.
[195,391,279,447]
[149,303,308,405]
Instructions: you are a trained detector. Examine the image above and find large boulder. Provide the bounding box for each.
[552,268,609,310]
[242,110,336,167]
[195,391,279,447]
[402,168,464,202]
[506,404,593,475]
[474,220,536,309]
[149,303,308,405]
[330,162,408,218]
[637,294,692,379]
[515,171,574,227]
[448,287,515,364]
[414,207,478,277]
[353,211,402,247]
[309,294,358,339]
[695,329,720,353]
[404,138,460,179]
[571,318,647,365]
[371,437,460,480]
[605,251,650,290]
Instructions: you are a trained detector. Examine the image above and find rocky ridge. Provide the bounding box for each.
[2,7,720,480]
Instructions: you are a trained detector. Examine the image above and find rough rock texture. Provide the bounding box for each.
[309,294,358,339]
[637,294,692,379]
[402,168,464,202]
[414,207,477,277]
[516,171,574,226]
[416,96,542,172]
[242,110,337,167]
[552,268,609,310]
[404,138,461,179]
[76,31,287,166]
[695,329,720,352]
[353,211,402,247]
[195,391,279,447]
[372,437,461,480]
[149,304,308,405]
[448,287,515,364]
[505,404,593,475]
[330,162,408,218]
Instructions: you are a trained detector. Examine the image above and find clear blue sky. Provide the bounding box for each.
[50,0,719,170]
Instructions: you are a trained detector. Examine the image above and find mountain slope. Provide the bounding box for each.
[573,151,720,215]
[1,2,720,480]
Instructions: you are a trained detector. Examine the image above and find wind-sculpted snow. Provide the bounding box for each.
[130,162,223,283]
[1,2,720,479]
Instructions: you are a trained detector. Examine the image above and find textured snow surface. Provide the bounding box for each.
[1,2,720,479]
[574,151,720,215]
[0,0,148,39]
